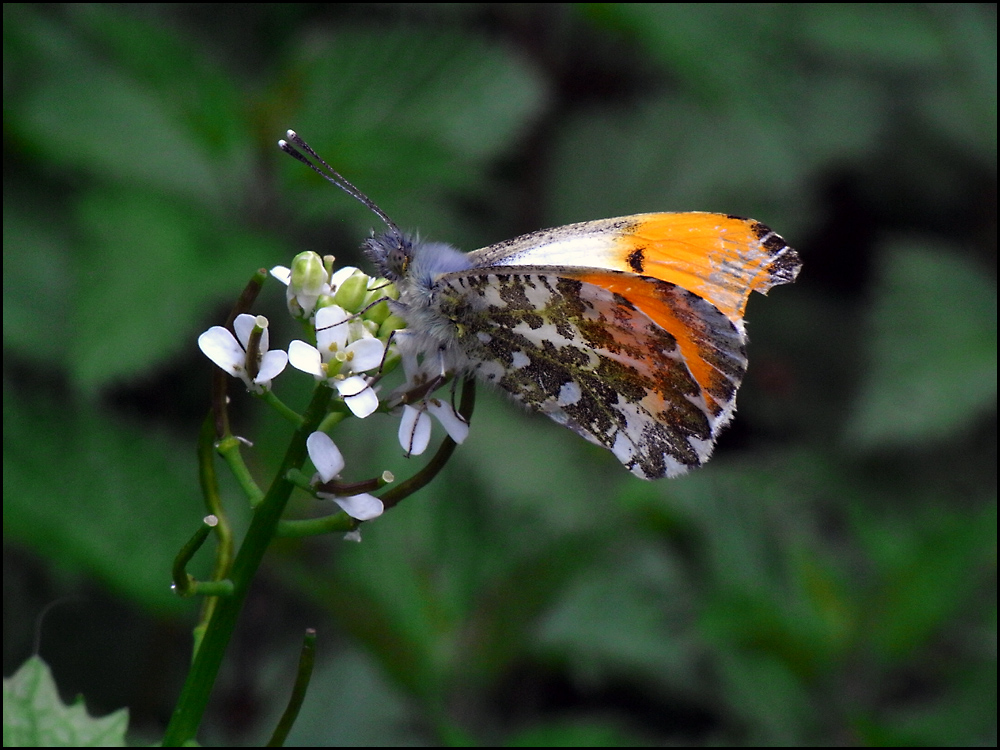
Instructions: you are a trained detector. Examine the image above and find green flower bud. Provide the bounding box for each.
[333,271,369,313]
[378,314,408,340]
[365,299,391,326]
[313,293,337,312]
[367,282,398,304]
[290,251,327,297]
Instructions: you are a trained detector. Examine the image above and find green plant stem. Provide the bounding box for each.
[171,521,214,598]
[276,512,354,537]
[194,413,234,648]
[316,408,348,433]
[217,435,265,507]
[262,390,305,427]
[266,629,317,747]
[198,414,234,578]
[161,384,333,747]
[189,579,235,597]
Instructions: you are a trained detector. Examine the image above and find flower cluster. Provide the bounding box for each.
[197,251,469,522]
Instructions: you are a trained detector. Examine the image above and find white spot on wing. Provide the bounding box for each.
[557,381,582,406]
[611,430,636,467]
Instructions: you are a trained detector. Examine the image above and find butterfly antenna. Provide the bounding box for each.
[278,130,403,241]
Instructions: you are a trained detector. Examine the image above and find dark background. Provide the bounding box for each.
[4,4,995,746]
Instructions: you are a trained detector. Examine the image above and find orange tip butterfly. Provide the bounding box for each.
[280,131,801,479]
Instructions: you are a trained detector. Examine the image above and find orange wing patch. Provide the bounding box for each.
[570,269,746,422]
[611,214,800,326]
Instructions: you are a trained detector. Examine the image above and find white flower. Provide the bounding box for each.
[198,314,288,393]
[397,398,469,456]
[306,432,384,521]
[288,305,385,418]
[393,342,469,455]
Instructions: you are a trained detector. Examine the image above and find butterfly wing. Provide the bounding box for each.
[467,212,801,329]
[430,267,748,479]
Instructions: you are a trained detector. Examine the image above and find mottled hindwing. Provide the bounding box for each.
[432,267,748,479]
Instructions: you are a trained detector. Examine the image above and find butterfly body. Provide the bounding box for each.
[364,212,800,479]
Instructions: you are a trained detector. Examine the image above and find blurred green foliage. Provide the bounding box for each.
[3,656,128,747]
[3,3,995,746]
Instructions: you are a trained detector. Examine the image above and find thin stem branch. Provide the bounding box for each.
[217,436,266,507]
[194,414,234,647]
[262,390,305,427]
[276,513,354,538]
[161,384,333,747]
[266,629,318,747]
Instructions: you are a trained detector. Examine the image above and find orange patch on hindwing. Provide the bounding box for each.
[571,270,745,420]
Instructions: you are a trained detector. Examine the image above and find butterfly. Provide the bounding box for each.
[280,131,801,479]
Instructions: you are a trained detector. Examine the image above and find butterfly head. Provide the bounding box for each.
[363,231,413,283]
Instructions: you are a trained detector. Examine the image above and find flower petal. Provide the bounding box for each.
[316,305,350,352]
[307,431,345,482]
[255,349,288,384]
[288,340,324,377]
[427,399,470,444]
[198,327,245,374]
[344,338,386,373]
[398,405,432,456]
[336,377,379,418]
[332,493,384,521]
[270,266,292,285]
[329,265,359,291]
[233,314,259,349]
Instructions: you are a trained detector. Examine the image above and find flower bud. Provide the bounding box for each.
[362,318,380,338]
[333,271,369,313]
[365,299,391,326]
[378,314,408,340]
[313,293,337,313]
[290,251,327,297]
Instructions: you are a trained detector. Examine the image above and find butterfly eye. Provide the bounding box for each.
[387,244,410,277]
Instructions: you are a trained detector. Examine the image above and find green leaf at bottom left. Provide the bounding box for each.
[3,656,128,747]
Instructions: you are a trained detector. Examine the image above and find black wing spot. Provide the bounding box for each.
[626,248,646,274]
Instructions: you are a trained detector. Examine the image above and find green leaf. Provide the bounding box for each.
[844,240,997,448]
[581,4,796,106]
[535,541,702,691]
[854,502,996,660]
[3,656,128,747]
[546,95,807,233]
[5,6,239,205]
[713,650,812,745]
[800,4,947,68]
[2,380,210,613]
[506,717,646,747]
[278,26,547,241]
[2,189,76,365]
[69,186,284,392]
[70,4,254,164]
